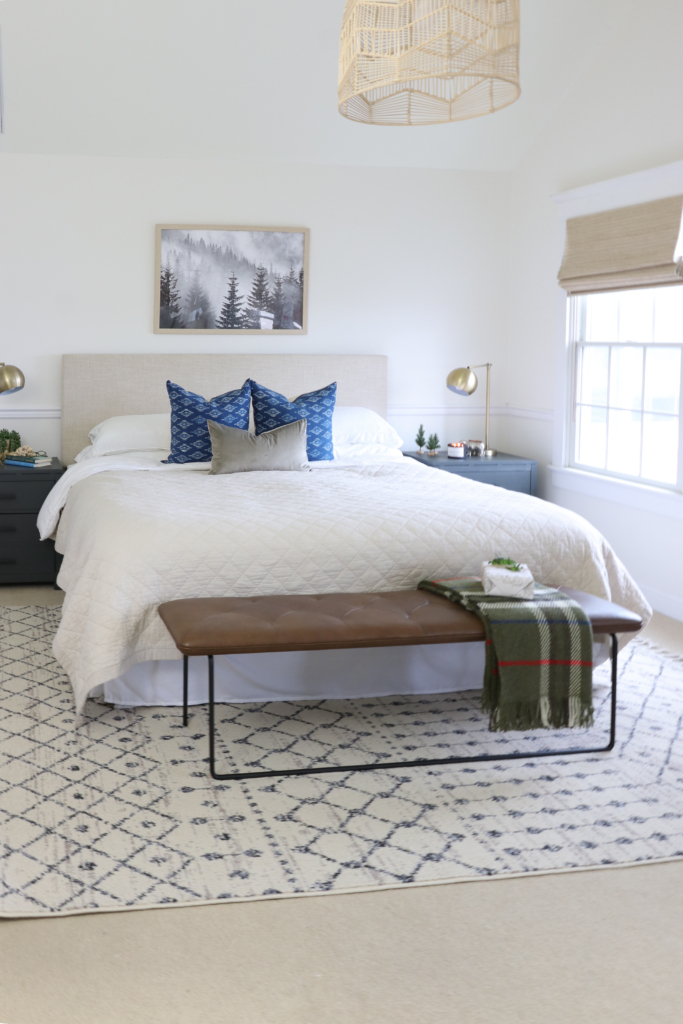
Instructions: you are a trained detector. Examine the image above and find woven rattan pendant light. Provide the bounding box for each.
[338,0,520,126]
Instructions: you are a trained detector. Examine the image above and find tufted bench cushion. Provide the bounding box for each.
[158,587,642,658]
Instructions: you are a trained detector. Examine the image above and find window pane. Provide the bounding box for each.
[576,405,606,469]
[617,290,654,343]
[585,292,618,342]
[574,296,588,342]
[609,346,643,411]
[578,345,608,405]
[571,287,682,488]
[653,285,683,344]
[607,408,642,476]
[644,347,681,415]
[642,413,679,484]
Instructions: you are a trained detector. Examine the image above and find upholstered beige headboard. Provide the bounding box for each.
[61,354,388,465]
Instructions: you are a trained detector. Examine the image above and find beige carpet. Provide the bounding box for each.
[1,587,682,1024]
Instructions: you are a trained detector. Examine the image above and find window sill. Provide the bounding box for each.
[549,466,683,521]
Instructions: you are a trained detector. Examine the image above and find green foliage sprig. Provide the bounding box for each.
[0,430,21,454]
[426,433,440,454]
[490,557,521,572]
[415,424,426,452]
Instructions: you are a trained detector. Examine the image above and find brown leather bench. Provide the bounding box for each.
[158,588,642,782]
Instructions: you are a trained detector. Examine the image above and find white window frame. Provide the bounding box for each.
[567,293,683,493]
[550,160,683,522]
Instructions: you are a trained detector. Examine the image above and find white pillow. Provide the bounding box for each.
[332,443,405,463]
[83,413,171,459]
[74,446,171,463]
[74,446,97,462]
[333,407,403,448]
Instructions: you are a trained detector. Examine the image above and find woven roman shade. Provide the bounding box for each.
[558,195,683,294]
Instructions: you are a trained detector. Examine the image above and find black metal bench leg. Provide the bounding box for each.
[204,634,620,782]
[208,654,217,778]
[608,632,618,750]
[183,655,189,727]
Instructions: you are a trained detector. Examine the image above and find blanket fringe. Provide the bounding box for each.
[633,636,683,664]
[485,696,594,733]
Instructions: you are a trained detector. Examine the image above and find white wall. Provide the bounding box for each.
[506,1,683,618]
[0,0,633,173]
[0,153,511,457]
[2,1,683,617]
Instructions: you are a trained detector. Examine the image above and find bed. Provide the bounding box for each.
[41,354,652,715]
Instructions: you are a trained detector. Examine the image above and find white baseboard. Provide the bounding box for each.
[640,584,683,623]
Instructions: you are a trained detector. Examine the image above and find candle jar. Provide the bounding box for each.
[447,442,467,459]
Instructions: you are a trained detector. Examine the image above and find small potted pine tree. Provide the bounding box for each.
[415,424,426,454]
[426,433,441,456]
[0,429,21,465]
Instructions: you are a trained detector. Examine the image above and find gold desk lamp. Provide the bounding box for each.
[446,363,496,457]
[0,364,25,395]
[0,364,26,463]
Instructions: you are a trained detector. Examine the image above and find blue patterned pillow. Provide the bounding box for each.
[164,380,251,464]
[250,380,337,461]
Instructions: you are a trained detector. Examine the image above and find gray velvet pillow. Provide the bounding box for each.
[208,418,310,474]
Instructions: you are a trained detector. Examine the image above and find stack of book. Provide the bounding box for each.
[4,453,53,469]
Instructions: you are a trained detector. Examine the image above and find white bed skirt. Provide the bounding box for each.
[96,642,488,708]
[94,638,612,709]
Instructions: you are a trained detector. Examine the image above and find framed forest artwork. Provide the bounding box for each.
[155,225,309,334]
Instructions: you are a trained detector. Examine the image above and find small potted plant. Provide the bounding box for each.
[415,424,426,454]
[426,432,441,456]
[0,429,20,466]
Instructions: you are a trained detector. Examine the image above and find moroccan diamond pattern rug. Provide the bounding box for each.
[1,606,683,918]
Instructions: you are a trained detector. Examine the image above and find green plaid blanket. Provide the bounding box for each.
[418,577,594,732]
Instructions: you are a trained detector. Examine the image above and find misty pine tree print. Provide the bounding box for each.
[156,227,308,334]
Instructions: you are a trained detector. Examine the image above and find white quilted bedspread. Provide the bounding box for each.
[43,455,651,713]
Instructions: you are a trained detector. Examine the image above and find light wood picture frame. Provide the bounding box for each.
[155,225,309,335]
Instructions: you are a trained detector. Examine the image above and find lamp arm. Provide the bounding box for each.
[485,363,491,454]
[464,364,493,454]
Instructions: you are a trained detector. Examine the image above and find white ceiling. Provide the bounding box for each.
[0,0,634,170]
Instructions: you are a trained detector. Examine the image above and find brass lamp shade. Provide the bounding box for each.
[446,366,478,396]
[0,364,24,395]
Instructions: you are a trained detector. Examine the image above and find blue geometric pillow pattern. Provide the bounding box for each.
[250,380,337,461]
[164,379,251,464]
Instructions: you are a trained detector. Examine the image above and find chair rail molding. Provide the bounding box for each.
[0,408,61,419]
[388,405,553,421]
[0,407,555,422]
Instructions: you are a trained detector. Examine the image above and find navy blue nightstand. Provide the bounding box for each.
[404,451,537,496]
[0,457,64,583]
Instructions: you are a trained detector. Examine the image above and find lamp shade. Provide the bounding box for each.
[338,0,520,126]
[446,366,478,396]
[0,364,25,395]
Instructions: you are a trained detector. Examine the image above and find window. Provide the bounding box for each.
[570,285,683,490]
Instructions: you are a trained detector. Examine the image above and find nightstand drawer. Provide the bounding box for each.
[460,468,533,493]
[0,514,56,582]
[404,451,538,496]
[0,479,56,513]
